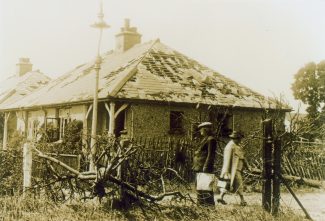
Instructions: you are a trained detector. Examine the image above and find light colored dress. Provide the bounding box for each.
[220,140,246,191]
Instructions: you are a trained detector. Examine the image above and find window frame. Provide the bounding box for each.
[169,111,185,135]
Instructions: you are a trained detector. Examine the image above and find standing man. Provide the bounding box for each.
[192,122,217,206]
[218,131,251,206]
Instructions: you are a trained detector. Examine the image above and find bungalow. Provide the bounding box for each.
[0,58,50,148]
[0,19,289,151]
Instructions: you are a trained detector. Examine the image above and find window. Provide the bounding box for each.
[45,117,71,142]
[115,109,127,137]
[209,112,232,137]
[33,120,40,138]
[218,114,232,136]
[169,111,184,134]
[191,122,200,140]
[59,117,70,139]
[45,118,60,142]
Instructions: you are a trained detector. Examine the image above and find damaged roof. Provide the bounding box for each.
[0,71,51,108]
[0,39,286,110]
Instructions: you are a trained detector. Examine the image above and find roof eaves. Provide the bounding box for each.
[0,89,16,105]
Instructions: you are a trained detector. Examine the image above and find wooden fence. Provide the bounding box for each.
[283,147,325,181]
[24,138,325,192]
[130,137,196,181]
[129,137,325,182]
[32,153,81,181]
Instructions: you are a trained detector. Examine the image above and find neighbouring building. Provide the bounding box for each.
[0,19,290,152]
[0,58,51,148]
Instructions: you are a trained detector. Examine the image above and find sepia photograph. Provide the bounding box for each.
[0,0,324,220]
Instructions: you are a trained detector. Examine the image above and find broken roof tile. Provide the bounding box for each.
[0,39,288,110]
[0,71,51,108]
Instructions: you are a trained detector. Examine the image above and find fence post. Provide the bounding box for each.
[23,142,33,196]
[262,119,272,212]
[118,137,130,207]
[272,138,281,215]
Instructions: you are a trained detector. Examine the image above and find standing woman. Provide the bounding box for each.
[218,131,251,206]
[192,122,217,206]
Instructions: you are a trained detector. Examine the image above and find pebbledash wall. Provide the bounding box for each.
[128,103,271,141]
[128,103,200,138]
[9,101,284,155]
[128,103,285,157]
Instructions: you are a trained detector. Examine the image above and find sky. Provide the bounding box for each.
[1,0,325,113]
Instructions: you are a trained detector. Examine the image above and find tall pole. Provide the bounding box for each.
[262,119,273,212]
[272,138,281,215]
[89,0,110,171]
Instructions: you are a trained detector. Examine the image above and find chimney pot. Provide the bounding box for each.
[16,57,33,77]
[124,18,130,29]
[115,19,142,52]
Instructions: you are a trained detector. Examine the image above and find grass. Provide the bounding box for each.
[0,194,309,221]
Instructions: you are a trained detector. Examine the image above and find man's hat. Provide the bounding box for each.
[229,131,244,139]
[198,122,212,129]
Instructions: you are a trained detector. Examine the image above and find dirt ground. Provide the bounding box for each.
[217,189,325,221]
[280,190,325,221]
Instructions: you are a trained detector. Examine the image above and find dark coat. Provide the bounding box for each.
[192,136,217,173]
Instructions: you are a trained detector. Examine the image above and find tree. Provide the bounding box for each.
[292,60,325,139]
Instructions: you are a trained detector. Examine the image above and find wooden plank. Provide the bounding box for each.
[300,166,306,179]
[284,156,294,176]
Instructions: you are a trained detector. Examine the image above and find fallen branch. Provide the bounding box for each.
[33,147,96,180]
[33,146,188,202]
[107,175,186,202]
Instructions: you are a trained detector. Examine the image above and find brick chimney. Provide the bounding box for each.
[16,58,32,77]
[115,19,142,52]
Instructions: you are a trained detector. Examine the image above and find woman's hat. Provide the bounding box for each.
[198,122,212,129]
[229,131,244,139]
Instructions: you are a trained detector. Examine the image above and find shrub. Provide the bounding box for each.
[36,119,84,155]
[61,120,83,155]
[0,132,25,195]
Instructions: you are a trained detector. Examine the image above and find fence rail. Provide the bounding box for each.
[292,141,325,150]
[32,152,81,181]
